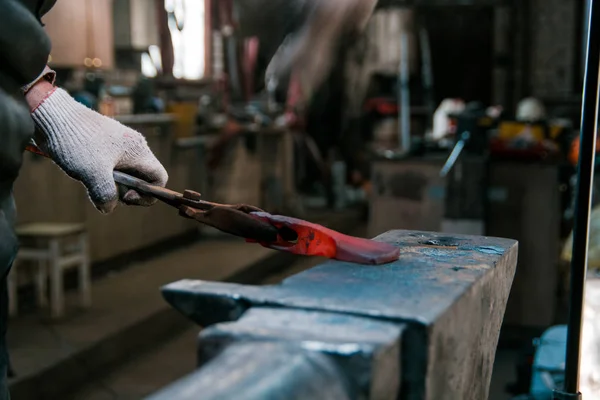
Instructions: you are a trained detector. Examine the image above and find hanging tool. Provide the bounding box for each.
[25,144,399,265]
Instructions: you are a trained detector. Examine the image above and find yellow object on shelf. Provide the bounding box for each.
[498,121,563,141]
[167,102,198,138]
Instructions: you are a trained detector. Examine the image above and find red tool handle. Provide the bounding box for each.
[247,212,400,265]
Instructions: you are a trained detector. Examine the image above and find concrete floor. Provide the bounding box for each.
[72,327,199,400]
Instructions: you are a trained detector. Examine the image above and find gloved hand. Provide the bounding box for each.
[25,77,168,214]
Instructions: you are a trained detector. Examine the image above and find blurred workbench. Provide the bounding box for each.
[369,154,562,331]
[13,113,206,264]
[368,155,447,237]
[209,125,299,215]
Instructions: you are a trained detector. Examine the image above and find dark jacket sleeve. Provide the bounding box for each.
[37,0,57,19]
[0,0,53,278]
[0,0,54,91]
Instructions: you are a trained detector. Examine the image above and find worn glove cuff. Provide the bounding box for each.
[21,65,56,94]
[31,88,84,141]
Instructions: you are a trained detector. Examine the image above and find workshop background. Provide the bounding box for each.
[5,0,595,399]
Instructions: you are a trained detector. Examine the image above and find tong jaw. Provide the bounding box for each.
[178,190,278,242]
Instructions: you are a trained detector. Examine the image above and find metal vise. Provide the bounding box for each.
[147,230,517,400]
[441,106,497,236]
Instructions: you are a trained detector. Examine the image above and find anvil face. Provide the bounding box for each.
[157,229,517,400]
[162,230,514,327]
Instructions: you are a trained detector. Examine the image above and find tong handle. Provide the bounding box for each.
[112,171,214,210]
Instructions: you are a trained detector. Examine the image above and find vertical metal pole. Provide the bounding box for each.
[399,32,411,153]
[583,0,593,79]
[555,1,600,398]
[419,28,434,133]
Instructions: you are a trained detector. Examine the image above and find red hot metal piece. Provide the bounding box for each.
[247,212,400,265]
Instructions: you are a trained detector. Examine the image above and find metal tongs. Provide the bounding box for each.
[25,144,400,265]
[113,171,281,243]
[115,172,400,264]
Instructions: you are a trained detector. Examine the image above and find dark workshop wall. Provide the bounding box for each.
[419,7,494,105]
[529,0,579,98]
[511,0,583,123]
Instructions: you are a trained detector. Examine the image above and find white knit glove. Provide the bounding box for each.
[29,87,168,214]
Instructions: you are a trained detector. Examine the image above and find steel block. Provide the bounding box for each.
[198,308,404,399]
[154,229,517,400]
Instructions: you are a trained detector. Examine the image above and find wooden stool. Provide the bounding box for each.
[8,223,91,319]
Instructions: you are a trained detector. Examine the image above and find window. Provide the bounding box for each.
[164,0,205,80]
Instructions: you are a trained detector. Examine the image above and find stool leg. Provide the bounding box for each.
[78,233,91,308]
[8,262,17,318]
[49,239,63,319]
[36,260,48,308]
